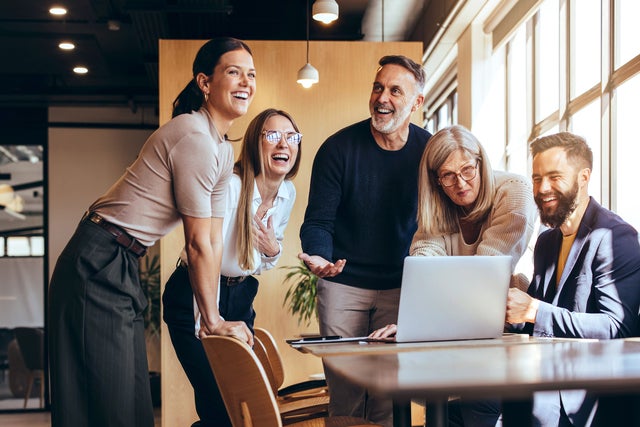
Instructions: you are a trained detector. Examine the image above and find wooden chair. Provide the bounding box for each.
[13,327,44,408]
[254,327,328,400]
[201,335,381,427]
[253,336,328,424]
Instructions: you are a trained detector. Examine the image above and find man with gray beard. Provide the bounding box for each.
[506,132,640,426]
[299,55,431,427]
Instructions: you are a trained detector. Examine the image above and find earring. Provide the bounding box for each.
[204,92,209,103]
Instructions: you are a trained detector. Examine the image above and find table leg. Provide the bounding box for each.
[425,400,448,427]
[392,400,412,427]
[502,399,533,427]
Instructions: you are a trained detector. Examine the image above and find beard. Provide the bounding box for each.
[370,101,414,134]
[535,180,579,228]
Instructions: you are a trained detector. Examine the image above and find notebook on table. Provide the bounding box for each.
[287,255,512,345]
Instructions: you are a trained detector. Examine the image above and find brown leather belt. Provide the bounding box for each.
[84,212,147,258]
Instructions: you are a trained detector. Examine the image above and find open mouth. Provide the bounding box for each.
[272,153,289,163]
[375,105,393,114]
[232,91,249,100]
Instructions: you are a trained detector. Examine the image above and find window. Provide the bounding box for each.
[614,73,640,226]
[2,235,44,257]
[506,26,528,173]
[535,0,560,122]
[425,88,458,134]
[570,99,601,202]
[615,0,640,68]
[571,0,601,97]
[496,0,640,229]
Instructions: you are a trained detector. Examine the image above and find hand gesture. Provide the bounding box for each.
[298,253,346,278]
[254,214,279,257]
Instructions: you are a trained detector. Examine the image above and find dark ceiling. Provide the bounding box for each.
[0,0,374,108]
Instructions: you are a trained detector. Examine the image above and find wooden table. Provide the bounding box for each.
[293,337,640,427]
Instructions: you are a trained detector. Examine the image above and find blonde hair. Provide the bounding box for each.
[234,109,301,270]
[417,125,496,235]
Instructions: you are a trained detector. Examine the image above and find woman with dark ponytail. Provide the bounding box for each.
[163,108,302,427]
[48,37,255,427]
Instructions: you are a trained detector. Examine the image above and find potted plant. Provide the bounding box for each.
[140,253,161,337]
[281,261,318,326]
[139,252,161,407]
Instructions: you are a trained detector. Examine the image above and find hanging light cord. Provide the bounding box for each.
[381,0,385,42]
[306,0,310,62]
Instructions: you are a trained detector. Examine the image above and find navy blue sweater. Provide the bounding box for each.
[300,119,431,290]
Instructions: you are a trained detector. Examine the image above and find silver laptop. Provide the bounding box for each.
[394,255,512,343]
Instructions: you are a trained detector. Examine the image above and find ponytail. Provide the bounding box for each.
[172,79,204,118]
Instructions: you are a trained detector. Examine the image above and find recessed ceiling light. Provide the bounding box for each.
[49,6,67,16]
[59,42,75,50]
[73,66,88,75]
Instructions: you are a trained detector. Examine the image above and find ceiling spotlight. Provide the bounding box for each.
[107,20,121,31]
[312,0,339,24]
[49,6,68,16]
[59,42,75,50]
[73,66,89,75]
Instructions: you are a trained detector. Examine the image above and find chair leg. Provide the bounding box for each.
[38,372,44,408]
[23,372,34,409]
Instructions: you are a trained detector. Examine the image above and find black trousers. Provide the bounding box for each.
[162,265,258,427]
[48,219,154,427]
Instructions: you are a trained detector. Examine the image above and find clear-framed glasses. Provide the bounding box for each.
[262,130,303,146]
[438,160,479,187]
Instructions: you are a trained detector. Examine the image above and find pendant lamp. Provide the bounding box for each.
[297,1,319,88]
[312,0,339,24]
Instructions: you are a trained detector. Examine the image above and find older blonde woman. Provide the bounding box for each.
[410,125,536,269]
[371,125,538,427]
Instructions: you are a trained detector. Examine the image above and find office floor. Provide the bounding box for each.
[0,409,161,426]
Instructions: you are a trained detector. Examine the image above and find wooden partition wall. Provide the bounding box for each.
[159,39,423,426]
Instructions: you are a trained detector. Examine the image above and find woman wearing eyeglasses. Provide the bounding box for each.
[410,124,537,268]
[162,108,301,427]
[371,124,537,427]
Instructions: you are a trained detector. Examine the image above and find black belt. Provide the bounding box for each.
[176,260,248,286]
[84,212,148,258]
[221,275,248,286]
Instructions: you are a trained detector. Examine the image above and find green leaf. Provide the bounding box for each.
[280,261,319,326]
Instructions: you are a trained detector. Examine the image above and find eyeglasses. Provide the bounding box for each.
[438,161,479,187]
[262,130,303,146]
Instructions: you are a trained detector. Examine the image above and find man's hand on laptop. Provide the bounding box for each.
[298,253,346,278]
[506,288,539,324]
[369,324,397,339]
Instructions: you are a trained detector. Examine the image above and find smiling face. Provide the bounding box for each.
[369,63,422,134]
[203,48,256,121]
[438,149,481,210]
[532,146,582,228]
[260,114,299,181]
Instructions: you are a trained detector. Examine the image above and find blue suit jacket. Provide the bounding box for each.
[522,197,640,425]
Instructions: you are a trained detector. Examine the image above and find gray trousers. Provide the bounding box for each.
[317,279,401,427]
[49,219,154,427]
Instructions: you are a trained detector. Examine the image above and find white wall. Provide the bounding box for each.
[0,258,43,327]
[48,106,154,277]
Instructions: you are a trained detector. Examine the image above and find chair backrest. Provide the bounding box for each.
[202,335,282,427]
[253,336,279,395]
[253,327,285,389]
[13,327,44,371]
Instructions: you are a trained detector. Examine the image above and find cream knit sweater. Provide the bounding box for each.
[410,171,538,280]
